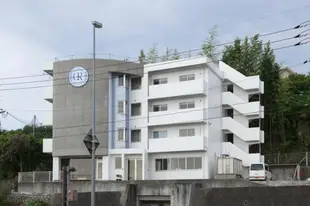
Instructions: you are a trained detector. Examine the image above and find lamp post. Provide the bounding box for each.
[91,20,102,206]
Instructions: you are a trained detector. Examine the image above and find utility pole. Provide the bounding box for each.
[91,20,102,206]
[33,115,36,137]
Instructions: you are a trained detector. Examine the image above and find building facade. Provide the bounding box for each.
[43,56,264,180]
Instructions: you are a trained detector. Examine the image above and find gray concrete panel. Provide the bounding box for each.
[52,59,143,157]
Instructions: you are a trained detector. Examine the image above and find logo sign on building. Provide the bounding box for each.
[68,66,89,87]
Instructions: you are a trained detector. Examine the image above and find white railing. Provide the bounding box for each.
[18,171,94,183]
[18,171,54,183]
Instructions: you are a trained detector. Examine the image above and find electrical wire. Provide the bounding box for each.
[0,20,309,83]
[50,105,308,139]
[7,113,32,125]
[0,40,309,92]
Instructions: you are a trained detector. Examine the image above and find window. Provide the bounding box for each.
[179,74,195,82]
[171,158,185,170]
[131,103,141,116]
[186,157,202,169]
[179,101,195,109]
[155,157,202,171]
[118,75,124,86]
[187,158,194,169]
[194,157,202,169]
[179,158,186,169]
[152,130,167,139]
[118,101,125,114]
[152,104,168,112]
[131,77,141,90]
[227,84,233,93]
[118,128,125,141]
[171,158,178,170]
[153,78,168,85]
[115,157,122,169]
[155,158,169,171]
[179,128,195,137]
[131,130,141,142]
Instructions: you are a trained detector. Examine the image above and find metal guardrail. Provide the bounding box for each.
[53,50,202,64]
[18,171,93,183]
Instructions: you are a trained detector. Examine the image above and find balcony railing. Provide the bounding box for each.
[148,136,205,153]
[148,79,206,99]
[148,108,205,126]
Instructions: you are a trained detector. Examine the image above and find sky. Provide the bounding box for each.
[0,0,309,130]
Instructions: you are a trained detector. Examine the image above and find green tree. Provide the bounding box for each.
[201,25,219,61]
[161,47,171,61]
[147,44,158,63]
[138,49,146,64]
[221,36,281,153]
[0,126,52,179]
[171,49,180,60]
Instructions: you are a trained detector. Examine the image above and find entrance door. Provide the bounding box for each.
[127,159,142,180]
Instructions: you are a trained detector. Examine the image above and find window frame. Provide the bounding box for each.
[179,74,195,82]
[152,104,168,112]
[131,103,141,116]
[153,78,168,85]
[179,101,195,110]
[118,75,124,86]
[131,77,142,90]
[152,130,168,139]
[179,128,195,137]
[118,101,126,114]
[118,128,125,141]
[155,158,169,171]
[131,129,141,142]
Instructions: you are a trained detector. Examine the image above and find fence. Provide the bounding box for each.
[265,152,310,166]
[53,50,202,63]
[18,171,93,183]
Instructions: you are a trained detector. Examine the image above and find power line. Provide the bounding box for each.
[0,40,309,93]
[50,105,307,139]
[0,20,309,84]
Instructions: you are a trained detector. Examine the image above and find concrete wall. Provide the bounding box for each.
[52,59,143,157]
[192,186,310,206]
[18,179,262,194]
[52,192,122,206]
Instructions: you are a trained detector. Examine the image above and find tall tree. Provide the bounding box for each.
[221,36,281,153]
[138,49,146,64]
[172,49,180,60]
[147,44,158,63]
[201,25,219,61]
[162,47,171,61]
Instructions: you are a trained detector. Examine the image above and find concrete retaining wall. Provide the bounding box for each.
[18,179,261,194]
[192,186,310,206]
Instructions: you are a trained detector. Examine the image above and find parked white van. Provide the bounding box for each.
[249,163,272,181]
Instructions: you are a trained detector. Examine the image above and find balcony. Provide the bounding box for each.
[148,108,205,126]
[222,92,262,117]
[222,117,264,143]
[222,142,263,167]
[148,136,205,153]
[148,79,206,99]
[43,139,53,153]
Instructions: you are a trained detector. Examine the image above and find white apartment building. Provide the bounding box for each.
[43,56,264,180]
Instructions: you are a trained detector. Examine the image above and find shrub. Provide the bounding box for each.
[26,199,47,206]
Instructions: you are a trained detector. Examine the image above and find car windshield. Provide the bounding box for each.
[250,164,264,171]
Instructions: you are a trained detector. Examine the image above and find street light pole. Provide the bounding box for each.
[91,20,102,206]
